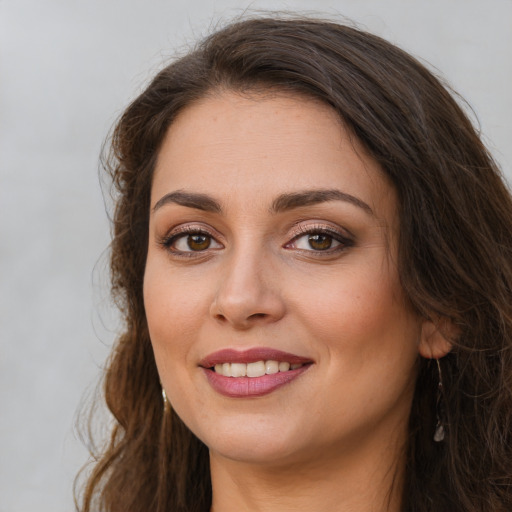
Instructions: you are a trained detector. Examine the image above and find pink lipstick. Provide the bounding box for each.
[199,348,313,398]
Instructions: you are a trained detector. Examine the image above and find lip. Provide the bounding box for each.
[199,347,313,398]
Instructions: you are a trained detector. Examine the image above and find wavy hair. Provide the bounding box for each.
[77,17,512,512]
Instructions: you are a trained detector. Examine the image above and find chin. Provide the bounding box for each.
[192,414,311,465]
[210,438,305,467]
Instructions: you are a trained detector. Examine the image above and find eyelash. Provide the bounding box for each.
[158,225,221,258]
[158,223,354,257]
[285,224,354,254]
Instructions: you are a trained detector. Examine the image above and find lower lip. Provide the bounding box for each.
[202,365,311,398]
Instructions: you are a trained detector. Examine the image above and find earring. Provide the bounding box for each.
[162,387,170,413]
[433,358,445,442]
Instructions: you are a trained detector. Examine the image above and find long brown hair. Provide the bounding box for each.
[77,16,512,512]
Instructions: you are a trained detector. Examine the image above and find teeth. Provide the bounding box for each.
[231,362,246,377]
[265,360,279,374]
[213,360,304,377]
[247,361,266,377]
[222,362,231,377]
[278,361,290,372]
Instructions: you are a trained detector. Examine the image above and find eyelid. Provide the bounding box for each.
[157,223,224,255]
[156,221,353,256]
[288,221,353,240]
[284,222,354,252]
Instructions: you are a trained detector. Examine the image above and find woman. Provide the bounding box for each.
[78,16,512,512]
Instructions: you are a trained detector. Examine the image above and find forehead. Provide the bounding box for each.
[152,91,396,222]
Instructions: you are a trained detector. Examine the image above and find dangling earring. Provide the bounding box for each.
[162,387,170,413]
[433,358,445,442]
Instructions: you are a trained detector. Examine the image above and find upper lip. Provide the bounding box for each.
[199,348,313,368]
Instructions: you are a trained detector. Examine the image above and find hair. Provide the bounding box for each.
[77,16,512,512]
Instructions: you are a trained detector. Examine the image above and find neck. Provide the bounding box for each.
[209,427,406,512]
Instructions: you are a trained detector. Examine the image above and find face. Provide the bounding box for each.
[144,91,429,467]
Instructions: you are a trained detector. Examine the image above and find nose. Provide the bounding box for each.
[209,249,286,330]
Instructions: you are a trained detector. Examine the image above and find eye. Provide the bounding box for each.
[161,228,223,254]
[294,232,340,251]
[286,226,353,253]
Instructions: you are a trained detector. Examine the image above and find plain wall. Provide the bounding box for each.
[1,1,511,510]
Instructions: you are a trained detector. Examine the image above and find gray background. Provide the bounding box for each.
[1,1,511,510]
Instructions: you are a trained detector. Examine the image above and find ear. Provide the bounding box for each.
[418,317,455,359]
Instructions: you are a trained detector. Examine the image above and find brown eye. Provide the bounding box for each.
[307,233,332,250]
[287,228,352,254]
[187,234,211,251]
[165,229,223,254]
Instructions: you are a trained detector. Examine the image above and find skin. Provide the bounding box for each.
[144,91,450,511]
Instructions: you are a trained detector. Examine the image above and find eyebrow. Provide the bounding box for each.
[152,190,222,213]
[270,189,374,215]
[152,188,373,216]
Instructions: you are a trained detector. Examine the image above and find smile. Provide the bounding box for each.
[200,348,313,398]
[214,361,304,377]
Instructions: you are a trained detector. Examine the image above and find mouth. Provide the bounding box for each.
[213,360,306,377]
[199,348,313,398]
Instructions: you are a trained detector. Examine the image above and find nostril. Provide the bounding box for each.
[214,312,266,322]
[249,313,267,320]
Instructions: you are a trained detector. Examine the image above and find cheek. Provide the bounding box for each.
[144,254,210,329]
[297,277,419,440]
[143,260,206,376]
[293,260,420,391]
[295,260,410,340]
